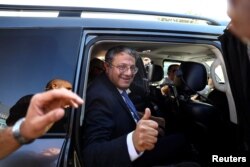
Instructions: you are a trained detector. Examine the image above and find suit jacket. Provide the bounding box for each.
[82,74,187,167]
[82,74,137,167]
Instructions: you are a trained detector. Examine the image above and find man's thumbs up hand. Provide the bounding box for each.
[141,108,151,120]
[132,108,159,152]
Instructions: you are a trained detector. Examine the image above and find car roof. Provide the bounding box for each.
[0,5,226,35]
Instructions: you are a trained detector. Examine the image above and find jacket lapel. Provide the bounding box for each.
[101,74,136,122]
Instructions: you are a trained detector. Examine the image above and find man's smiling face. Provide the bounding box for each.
[105,52,136,90]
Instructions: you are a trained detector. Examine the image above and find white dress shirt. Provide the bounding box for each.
[117,88,143,161]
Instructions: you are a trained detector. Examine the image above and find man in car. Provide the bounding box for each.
[160,64,179,96]
[82,45,192,167]
[0,88,83,159]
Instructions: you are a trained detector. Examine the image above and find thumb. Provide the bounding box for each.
[141,108,151,120]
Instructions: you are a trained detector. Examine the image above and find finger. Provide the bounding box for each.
[36,108,65,131]
[142,135,158,145]
[68,98,84,108]
[138,120,158,130]
[139,141,156,151]
[137,125,158,138]
[145,127,159,137]
[144,143,155,151]
[68,94,84,106]
[141,108,151,120]
[34,88,83,106]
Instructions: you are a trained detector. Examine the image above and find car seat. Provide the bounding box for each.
[129,59,164,116]
[129,56,150,112]
[174,61,228,165]
[146,63,167,115]
[147,63,164,82]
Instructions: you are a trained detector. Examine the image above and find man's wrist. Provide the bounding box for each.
[127,132,143,161]
[12,118,34,145]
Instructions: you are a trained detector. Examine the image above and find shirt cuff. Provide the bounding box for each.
[126,131,143,161]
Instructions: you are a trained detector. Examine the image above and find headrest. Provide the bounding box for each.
[175,62,207,95]
[130,56,149,96]
[147,64,164,82]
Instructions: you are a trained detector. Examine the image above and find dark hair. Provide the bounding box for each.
[105,45,138,64]
[45,79,72,91]
[167,64,179,74]
[90,58,104,71]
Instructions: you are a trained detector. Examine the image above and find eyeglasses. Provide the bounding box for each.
[109,63,138,74]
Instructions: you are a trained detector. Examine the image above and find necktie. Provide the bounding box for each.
[121,91,140,122]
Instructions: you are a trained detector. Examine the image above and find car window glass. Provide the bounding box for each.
[0,28,81,132]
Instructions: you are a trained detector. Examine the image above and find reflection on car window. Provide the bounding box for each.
[0,28,81,132]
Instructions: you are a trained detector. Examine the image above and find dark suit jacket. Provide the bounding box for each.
[82,74,187,167]
[82,74,137,167]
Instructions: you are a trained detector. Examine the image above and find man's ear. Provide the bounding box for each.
[51,83,58,89]
[104,62,110,72]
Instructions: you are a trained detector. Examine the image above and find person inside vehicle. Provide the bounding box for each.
[88,57,105,84]
[0,88,83,159]
[161,64,179,96]
[82,45,193,167]
[141,57,152,79]
[6,79,73,132]
[198,77,214,96]
[162,64,180,85]
[142,57,151,66]
[191,76,214,101]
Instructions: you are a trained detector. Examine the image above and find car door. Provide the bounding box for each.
[74,11,240,166]
[0,12,86,167]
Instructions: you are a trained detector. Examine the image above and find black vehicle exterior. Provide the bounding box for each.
[0,4,245,167]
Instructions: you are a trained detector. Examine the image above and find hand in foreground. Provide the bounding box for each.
[132,108,158,153]
[227,0,250,40]
[20,88,84,140]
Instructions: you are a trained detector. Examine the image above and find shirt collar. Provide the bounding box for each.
[117,88,131,94]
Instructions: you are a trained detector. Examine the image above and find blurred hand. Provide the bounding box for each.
[161,85,170,96]
[132,108,158,152]
[20,88,83,140]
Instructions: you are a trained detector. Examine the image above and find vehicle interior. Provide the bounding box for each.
[84,41,239,165]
